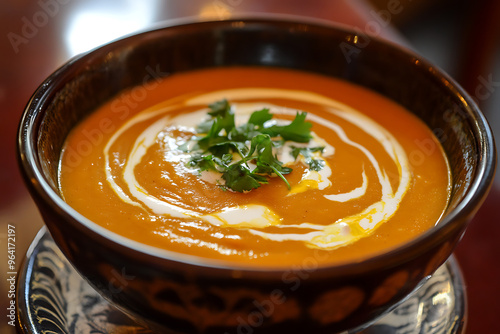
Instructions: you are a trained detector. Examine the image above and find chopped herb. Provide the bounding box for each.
[186,99,324,192]
[290,146,326,171]
[308,158,326,171]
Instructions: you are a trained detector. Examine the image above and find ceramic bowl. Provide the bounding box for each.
[17,18,496,333]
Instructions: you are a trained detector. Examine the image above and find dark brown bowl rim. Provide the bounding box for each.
[17,17,497,277]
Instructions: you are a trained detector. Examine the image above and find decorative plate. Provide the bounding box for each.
[16,228,466,333]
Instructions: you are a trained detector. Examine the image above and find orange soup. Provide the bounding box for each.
[58,67,450,267]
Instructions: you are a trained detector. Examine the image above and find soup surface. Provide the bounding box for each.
[58,67,450,267]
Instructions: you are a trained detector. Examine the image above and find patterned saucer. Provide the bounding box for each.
[16,227,466,334]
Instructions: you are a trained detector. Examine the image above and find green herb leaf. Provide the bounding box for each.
[188,155,217,172]
[222,164,265,192]
[228,123,260,143]
[262,112,312,143]
[208,99,231,118]
[248,108,273,127]
[250,135,292,176]
[209,99,235,133]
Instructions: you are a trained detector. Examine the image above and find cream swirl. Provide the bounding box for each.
[103,88,411,250]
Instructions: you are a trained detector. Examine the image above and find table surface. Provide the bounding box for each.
[0,1,498,333]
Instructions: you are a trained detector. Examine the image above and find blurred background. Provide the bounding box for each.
[1,0,498,333]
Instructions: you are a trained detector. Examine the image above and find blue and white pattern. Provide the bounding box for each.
[17,228,466,334]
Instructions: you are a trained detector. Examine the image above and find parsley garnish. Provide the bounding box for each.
[186,99,323,192]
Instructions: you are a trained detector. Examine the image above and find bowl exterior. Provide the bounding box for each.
[18,19,496,333]
[33,200,467,333]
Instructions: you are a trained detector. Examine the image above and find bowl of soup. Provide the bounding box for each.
[17,18,496,333]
